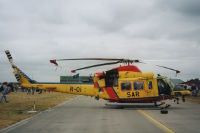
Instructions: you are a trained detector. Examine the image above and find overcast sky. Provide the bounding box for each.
[0,0,200,82]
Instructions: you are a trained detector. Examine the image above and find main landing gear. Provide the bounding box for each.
[154,100,170,114]
[160,102,170,114]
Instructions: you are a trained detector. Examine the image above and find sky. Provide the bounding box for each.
[0,0,200,82]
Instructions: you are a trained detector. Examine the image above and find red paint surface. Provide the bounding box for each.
[96,72,104,77]
[105,87,118,100]
[116,65,141,72]
[94,82,98,88]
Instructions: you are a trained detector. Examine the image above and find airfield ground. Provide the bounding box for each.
[0,92,75,129]
[0,96,199,133]
[186,96,200,104]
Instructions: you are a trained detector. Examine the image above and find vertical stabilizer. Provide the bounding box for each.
[5,50,36,84]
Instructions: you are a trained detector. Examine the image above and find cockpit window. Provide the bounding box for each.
[157,79,171,95]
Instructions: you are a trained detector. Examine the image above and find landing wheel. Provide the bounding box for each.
[95,95,99,100]
[160,99,169,114]
[160,108,168,114]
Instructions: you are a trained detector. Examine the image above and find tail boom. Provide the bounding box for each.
[5,50,98,97]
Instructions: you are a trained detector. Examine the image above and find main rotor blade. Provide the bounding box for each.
[54,58,141,65]
[50,59,58,66]
[71,61,120,73]
[55,58,124,61]
[156,65,180,74]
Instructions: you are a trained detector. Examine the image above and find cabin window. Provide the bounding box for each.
[134,81,144,90]
[121,82,131,91]
[148,81,153,89]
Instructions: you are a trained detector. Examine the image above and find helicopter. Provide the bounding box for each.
[5,50,181,114]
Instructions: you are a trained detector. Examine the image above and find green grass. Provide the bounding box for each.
[0,92,75,129]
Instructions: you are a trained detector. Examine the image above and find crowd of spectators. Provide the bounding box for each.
[0,82,45,104]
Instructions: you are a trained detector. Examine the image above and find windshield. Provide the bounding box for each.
[157,78,172,95]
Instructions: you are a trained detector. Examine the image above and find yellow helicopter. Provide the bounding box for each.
[5,50,181,114]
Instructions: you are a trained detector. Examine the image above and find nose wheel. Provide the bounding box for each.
[161,108,168,114]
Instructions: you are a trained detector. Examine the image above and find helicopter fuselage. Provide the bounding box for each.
[19,65,174,103]
[5,50,174,103]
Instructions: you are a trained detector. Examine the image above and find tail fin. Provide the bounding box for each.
[5,50,36,85]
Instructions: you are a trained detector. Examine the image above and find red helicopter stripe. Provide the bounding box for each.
[105,87,118,100]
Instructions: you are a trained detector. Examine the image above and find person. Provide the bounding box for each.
[26,88,31,95]
[192,85,198,96]
[31,87,35,95]
[0,83,8,103]
[0,84,3,92]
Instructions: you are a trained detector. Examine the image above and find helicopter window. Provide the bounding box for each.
[105,69,119,87]
[157,79,171,95]
[113,78,118,86]
[148,81,153,89]
[134,82,144,90]
[121,82,132,91]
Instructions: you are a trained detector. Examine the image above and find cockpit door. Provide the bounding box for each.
[157,79,171,95]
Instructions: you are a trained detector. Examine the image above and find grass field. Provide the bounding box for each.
[0,92,75,130]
